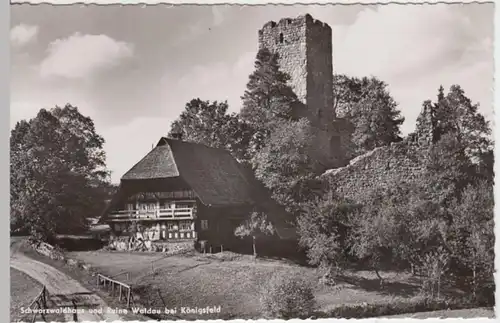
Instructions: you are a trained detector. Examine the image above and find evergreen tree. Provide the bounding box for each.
[240,48,301,155]
[432,85,492,162]
[332,75,404,156]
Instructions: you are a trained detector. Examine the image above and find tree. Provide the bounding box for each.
[430,85,492,161]
[347,184,409,287]
[169,99,252,162]
[477,148,494,183]
[234,211,275,257]
[420,133,476,206]
[240,48,301,155]
[10,104,109,241]
[252,118,324,214]
[332,75,404,156]
[448,180,494,302]
[297,190,358,271]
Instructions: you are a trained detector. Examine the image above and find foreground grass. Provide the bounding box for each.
[10,268,44,322]
[67,250,465,320]
[11,238,151,322]
[10,267,67,322]
[385,307,495,319]
[12,236,487,320]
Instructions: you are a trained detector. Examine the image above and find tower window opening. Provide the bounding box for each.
[279,33,284,44]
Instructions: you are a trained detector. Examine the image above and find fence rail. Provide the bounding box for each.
[109,207,194,219]
[23,285,49,323]
[110,271,130,281]
[96,273,133,308]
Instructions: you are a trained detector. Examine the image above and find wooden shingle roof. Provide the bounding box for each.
[121,137,254,207]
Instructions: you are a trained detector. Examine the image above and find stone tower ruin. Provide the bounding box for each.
[258,14,351,169]
[258,14,334,129]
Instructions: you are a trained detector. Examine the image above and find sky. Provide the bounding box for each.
[10,3,494,184]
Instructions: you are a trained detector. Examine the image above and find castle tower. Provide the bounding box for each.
[415,100,437,146]
[258,14,334,128]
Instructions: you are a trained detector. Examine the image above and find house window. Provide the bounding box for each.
[176,202,193,209]
[201,220,209,231]
[179,220,192,231]
[164,202,175,209]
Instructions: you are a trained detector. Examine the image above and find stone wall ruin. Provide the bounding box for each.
[320,105,437,201]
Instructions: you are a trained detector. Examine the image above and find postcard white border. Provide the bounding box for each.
[6,0,498,322]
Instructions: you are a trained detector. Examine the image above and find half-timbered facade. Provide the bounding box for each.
[101,136,262,250]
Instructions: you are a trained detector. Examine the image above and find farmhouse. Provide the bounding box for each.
[101,135,290,251]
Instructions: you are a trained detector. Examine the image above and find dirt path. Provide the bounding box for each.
[10,252,122,322]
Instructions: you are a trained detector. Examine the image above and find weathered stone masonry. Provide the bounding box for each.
[258,14,438,199]
[258,14,334,129]
[320,103,437,201]
[320,138,428,201]
[259,14,348,169]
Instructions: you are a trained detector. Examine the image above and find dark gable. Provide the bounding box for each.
[120,138,254,207]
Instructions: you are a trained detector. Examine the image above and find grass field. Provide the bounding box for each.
[10,267,67,322]
[67,250,466,320]
[386,307,495,319]
[10,268,44,322]
[11,238,151,322]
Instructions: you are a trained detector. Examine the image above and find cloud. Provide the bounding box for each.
[337,5,480,78]
[162,51,255,115]
[10,102,42,128]
[212,6,232,26]
[39,33,134,79]
[100,117,172,183]
[10,24,39,47]
[212,6,225,26]
[10,97,95,129]
[335,4,493,134]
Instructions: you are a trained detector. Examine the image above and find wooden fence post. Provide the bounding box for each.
[119,285,122,301]
[38,301,46,321]
[127,288,131,308]
[72,299,78,322]
[43,287,47,308]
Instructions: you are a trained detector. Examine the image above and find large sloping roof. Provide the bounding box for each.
[120,137,254,207]
[122,143,179,180]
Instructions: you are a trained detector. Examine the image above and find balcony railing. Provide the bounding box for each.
[108,207,193,220]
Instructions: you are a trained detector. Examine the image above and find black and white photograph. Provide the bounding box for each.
[9,2,495,322]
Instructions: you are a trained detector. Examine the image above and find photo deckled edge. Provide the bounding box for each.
[8,0,497,4]
[6,1,498,323]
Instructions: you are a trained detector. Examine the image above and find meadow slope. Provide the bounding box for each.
[68,250,460,319]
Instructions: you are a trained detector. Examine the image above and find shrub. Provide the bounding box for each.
[315,296,473,319]
[259,273,316,319]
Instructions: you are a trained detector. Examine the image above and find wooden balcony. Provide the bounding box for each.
[108,207,194,221]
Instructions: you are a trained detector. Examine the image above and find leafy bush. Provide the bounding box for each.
[259,274,316,319]
[298,190,359,268]
[316,296,473,319]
